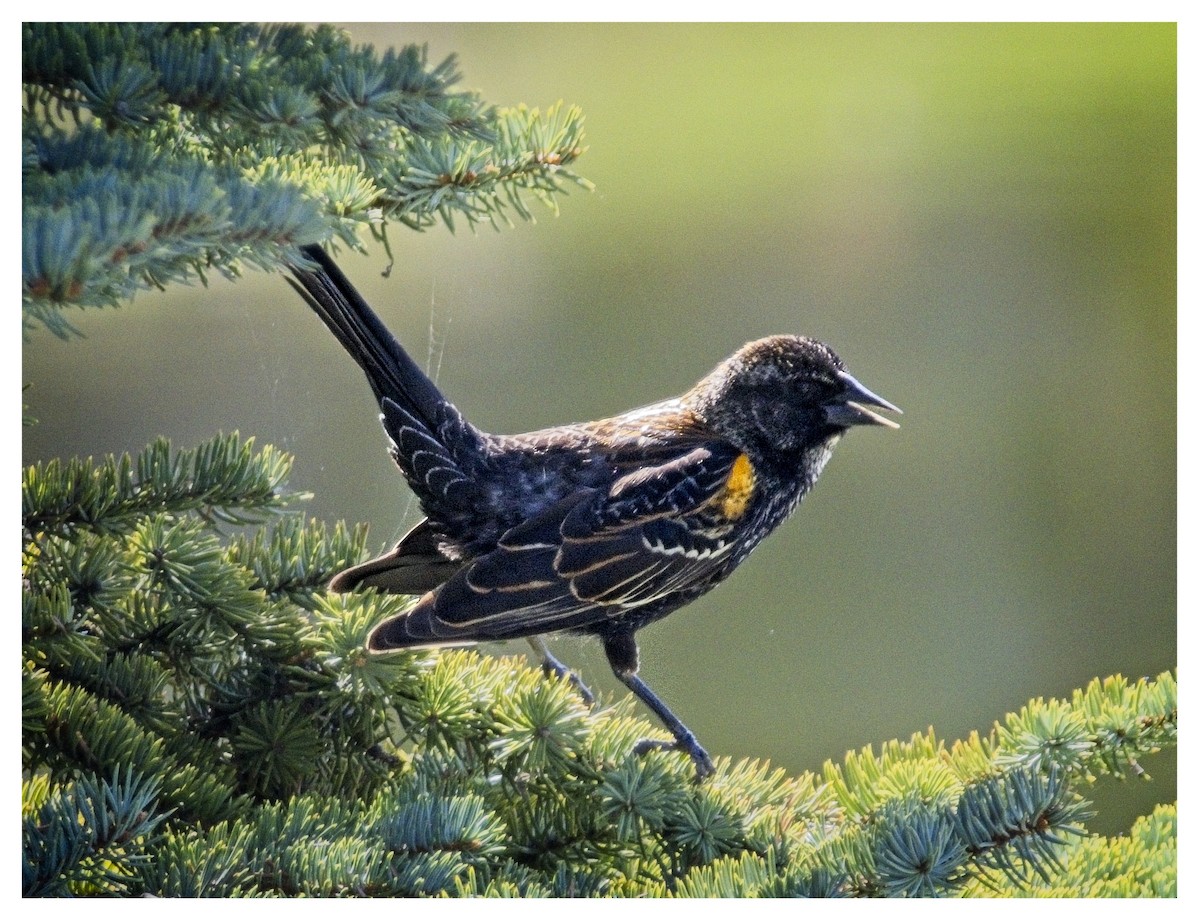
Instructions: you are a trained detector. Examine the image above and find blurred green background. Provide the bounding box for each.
[22,23,1175,833]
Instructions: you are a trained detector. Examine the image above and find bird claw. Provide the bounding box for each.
[633,736,715,780]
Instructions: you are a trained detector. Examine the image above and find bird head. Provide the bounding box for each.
[691,335,900,468]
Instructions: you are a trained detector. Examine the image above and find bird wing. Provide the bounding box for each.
[368,442,749,649]
[328,518,462,594]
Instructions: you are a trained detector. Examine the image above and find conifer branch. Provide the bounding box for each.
[22,768,166,897]
[22,23,592,335]
[19,430,1178,897]
[22,433,295,539]
[225,517,369,604]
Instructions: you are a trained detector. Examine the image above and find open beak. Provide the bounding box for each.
[823,370,902,429]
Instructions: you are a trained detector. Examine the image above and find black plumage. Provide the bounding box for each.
[288,244,900,778]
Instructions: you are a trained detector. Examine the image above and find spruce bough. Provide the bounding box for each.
[21,436,1177,896]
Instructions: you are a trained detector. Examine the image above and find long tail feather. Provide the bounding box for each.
[288,244,449,432]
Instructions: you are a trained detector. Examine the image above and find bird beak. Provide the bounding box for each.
[824,371,902,429]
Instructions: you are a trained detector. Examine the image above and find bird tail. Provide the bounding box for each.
[288,245,487,507]
[288,245,452,429]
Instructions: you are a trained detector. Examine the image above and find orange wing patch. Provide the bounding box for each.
[718,453,756,519]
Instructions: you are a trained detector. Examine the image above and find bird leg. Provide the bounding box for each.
[603,632,715,780]
[527,636,595,707]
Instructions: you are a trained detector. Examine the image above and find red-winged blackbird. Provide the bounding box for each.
[288,244,900,778]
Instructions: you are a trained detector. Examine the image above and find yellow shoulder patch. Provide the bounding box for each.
[719,453,756,519]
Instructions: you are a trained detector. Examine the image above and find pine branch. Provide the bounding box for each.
[961,803,1176,897]
[22,433,295,539]
[993,673,1177,781]
[27,674,243,826]
[20,439,1178,895]
[225,517,369,604]
[22,768,166,897]
[22,23,591,334]
[380,102,591,232]
[22,457,1180,901]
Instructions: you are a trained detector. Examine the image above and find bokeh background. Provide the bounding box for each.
[23,23,1176,834]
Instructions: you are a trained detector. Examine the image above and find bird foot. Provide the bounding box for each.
[633,736,715,780]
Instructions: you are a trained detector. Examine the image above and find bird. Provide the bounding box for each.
[287,244,900,779]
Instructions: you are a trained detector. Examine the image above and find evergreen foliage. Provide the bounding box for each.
[20,436,1177,895]
[21,21,1175,898]
[22,22,590,337]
